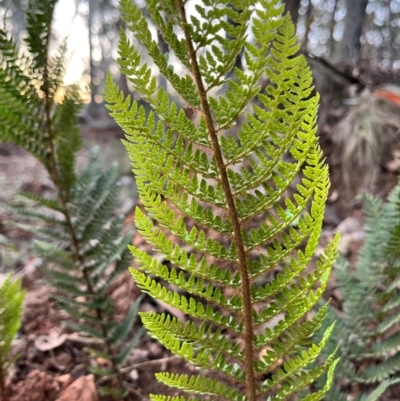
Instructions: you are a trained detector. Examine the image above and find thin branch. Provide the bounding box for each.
[121,355,181,373]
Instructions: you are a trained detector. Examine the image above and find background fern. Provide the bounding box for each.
[317,180,400,400]
[0,0,143,397]
[0,274,25,400]
[105,0,339,400]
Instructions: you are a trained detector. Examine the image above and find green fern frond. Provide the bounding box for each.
[24,151,144,395]
[319,179,400,399]
[365,353,400,383]
[114,325,145,365]
[0,274,25,398]
[18,192,64,212]
[25,0,57,70]
[0,25,81,185]
[0,29,46,161]
[155,372,243,400]
[359,378,400,401]
[52,89,83,193]
[150,396,208,401]
[110,294,144,347]
[47,39,68,96]
[106,1,338,400]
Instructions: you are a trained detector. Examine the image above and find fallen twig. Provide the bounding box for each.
[121,356,181,374]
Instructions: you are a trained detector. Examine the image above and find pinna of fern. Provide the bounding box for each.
[105,0,339,400]
[0,0,143,397]
[317,180,400,401]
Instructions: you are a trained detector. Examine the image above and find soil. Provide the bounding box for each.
[1,100,400,400]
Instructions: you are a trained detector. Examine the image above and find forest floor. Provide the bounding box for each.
[1,104,400,401]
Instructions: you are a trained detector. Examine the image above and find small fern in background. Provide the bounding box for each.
[319,181,400,401]
[0,0,143,397]
[0,274,25,400]
[23,151,144,397]
[106,0,339,399]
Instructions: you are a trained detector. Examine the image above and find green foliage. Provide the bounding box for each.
[24,151,144,391]
[0,274,25,399]
[106,0,339,400]
[0,0,143,396]
[319,181,400,400]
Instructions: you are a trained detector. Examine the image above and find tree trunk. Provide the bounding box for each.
[88,0,97,106]
[336,0,369,64]
[301,1,313,51]
[116,17,130,96]
[387,0,394,67]
[284,0,301,26]
[329,0,338,56]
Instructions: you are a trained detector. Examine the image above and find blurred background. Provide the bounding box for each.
[2,1,399,108]
[1,0,400,264]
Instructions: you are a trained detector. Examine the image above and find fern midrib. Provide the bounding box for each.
[174,1,257,399]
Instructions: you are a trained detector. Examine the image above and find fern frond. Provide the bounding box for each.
[365,353,400,383]
[150,396,206,401]
[107,0,338,400]
[115,325,145,365]
[155,372,242,400]
[25,0,57,70]
[120,1,200,108]
[109,295,144,347]
[359,378,400,401]
[18,192,64,212]
[53,88,83,193]
[0,29,46,161]
[319,178,400,398]
[0,274,25,397]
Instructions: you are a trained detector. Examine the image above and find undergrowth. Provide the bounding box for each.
[319,182,400,401]
[0,0,143,397]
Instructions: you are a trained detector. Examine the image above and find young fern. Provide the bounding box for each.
[0,274,25,400]
[105,0,339,400]
[0,0,143,397]
[319,181,400,401]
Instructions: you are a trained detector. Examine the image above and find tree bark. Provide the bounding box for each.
[116,17,130,96]
[329,0,338,56]
[284,0,301,26]
[301,1,313,51]
[336,0,369,64]
[387,0,394,66]
[88,0,97,105]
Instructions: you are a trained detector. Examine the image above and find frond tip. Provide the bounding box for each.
[107,0,338,400]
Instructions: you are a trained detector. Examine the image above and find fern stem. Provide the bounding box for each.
[174,1,257,399]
